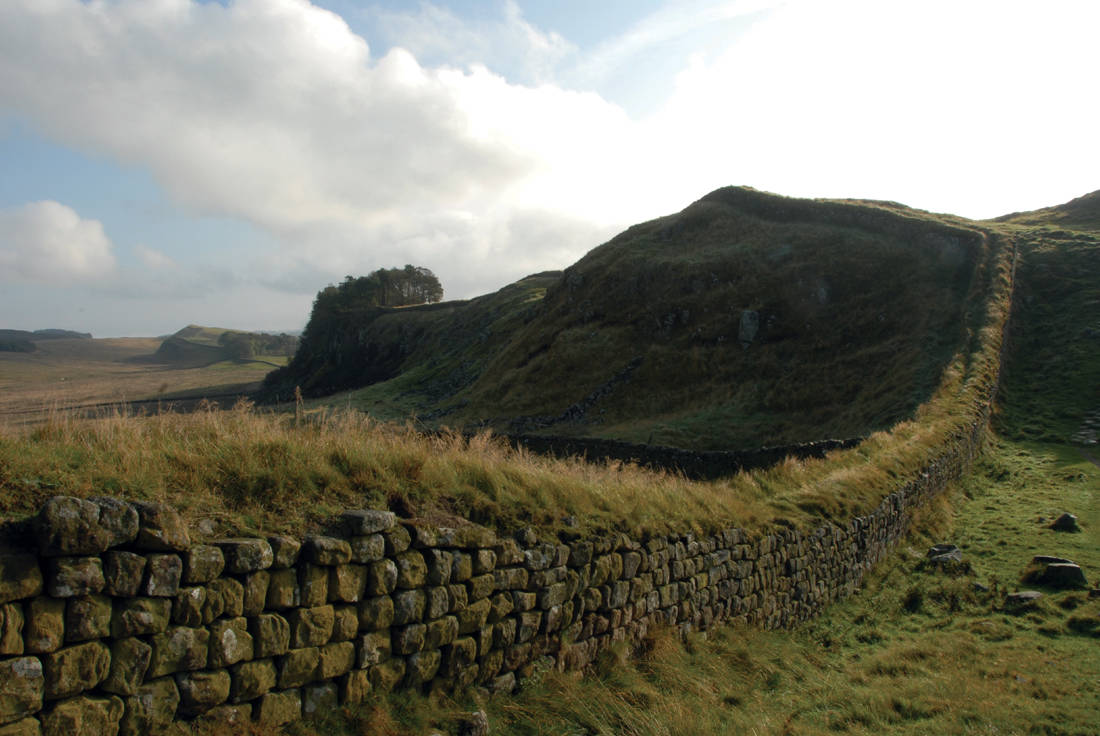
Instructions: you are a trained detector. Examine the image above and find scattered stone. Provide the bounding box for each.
[1049,513,1081,533]
[458,710,490,736]
[1005,590,1043,607]
[1038,563,1089,589]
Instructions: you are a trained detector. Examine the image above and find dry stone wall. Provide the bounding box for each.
[0,418,986,735]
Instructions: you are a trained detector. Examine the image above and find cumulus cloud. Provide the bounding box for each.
[0,201,116,283]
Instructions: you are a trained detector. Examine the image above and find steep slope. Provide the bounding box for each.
[993,189,1100,234]
[266,187,996,450]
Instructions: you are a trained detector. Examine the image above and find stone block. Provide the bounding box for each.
[349,534,385,563]
[23,597,64,654]
[368,658,405,693]
[472,549,496,575]
[317,641,356,679]
[132,503,190,552]
[118,677,178,736]
[357,596,394,631]
[382,527,410,556]
[425,616,458,649]
[191,704,251,731]
[142,554,182,598]
[251,613,291,658]
[288,605,334,648]
[100,638,151,696]
[46,558,103,598]
[148,626,210,678]
[266,568,299,609]
[356,631,390,667]
[405,650,441,687]
[102,552,144,597]
[0,556,43,606]
[427,587,450,619]
[0,717,40,736]
[241,570,270,617]
[340,509,396,536]
[329,564,367,603]
[303,536,351,566]
[171,587,205,627]
[493,567,528,591]
[512,591,536,612]
[393,590,426,625]
[174,670,230,717]
[38,694,123,736]
[298,563,328,607]
[448,583,468,613]
[517,612,541,643]
[34,496,136,556]
[0,657,43,726]
[207,617,253,668]
[450,552,473,582]
[204,577,244,621]
[467,573,495,601]
[229,658,276,703]
[110,597,170,638]
[457,598,491,635]
[424,550,452,585]
[395,551,428,589]
[488,592,513,623]
[63,596,111,642]
[442,637,478,677]
[302,682,338,718]
[276,648,319,689]
[42,641,110,700]
[393,623,426,655]
[213,539,272,574]
[366,559,398,596]
[181,545,224,585]
[267,536,301,568]
[0,604,24,655]
[331,605,358,642]
[339,670,371,704]
[254,688,301,727]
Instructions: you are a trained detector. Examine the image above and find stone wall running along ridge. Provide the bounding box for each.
[0,412,987,735]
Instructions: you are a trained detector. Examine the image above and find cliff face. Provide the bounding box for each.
[265,187,993,450]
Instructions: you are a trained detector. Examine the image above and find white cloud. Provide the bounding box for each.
[0,201,117,283]
[133,243,176,270]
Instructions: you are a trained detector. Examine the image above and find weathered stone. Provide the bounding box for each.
[46,558,103,598]
[289,605,334,648]
[341,510,396,536]
[451,552,473,582]
[457,598,491,635]
[493,567,528,591]
[39,694,123,736]
[473,549,497,575]
[357,631,391,667]
[132,503,190,552]
[0,657,43,725]
[213,539,273,574]
[229,658,276,703]
[303,536,352,566]
[181,545,224,585]
[366,559,398,596]
[349,535,385,563]
[208,617,253,668]
[467,573,495,601]
[1049,512,1080,532]
[191,704,252,731]
[172,587,205,627]
[1038,563,1089,589]
[266,568,299,609]
[368,658,405,692]
[517,611,541,643]
[357,596,394,632]
[427,586,450,619]
[101,638,151,696]
[118,677,178,736]
[241,570,270,617]
[512,591,537,612]
[404,650,441,687]
[174,669,230,717]
[102,552,144,597]
[277,648,320,689]
[340,670,371,704]
[34,496,134,556]
[317,641,356,679]
[254,688,301,726]
[302,682,338,718]
[393,590,426,626]
[448,583,469,613]
[394,623,426,655]
[298,563,328,607]
[148,626,210,678]
[63,596,111,642]
[23,597,64,654]
[0,717,40,736]
[395,551,428,589]
[110,597,170,638]
[425,616,459,649]
[204,577,244,621]
[329,564,367,603]
[251,613,291,658]
[268,536,301,568]
[424,550,452,585]
[0,604,24,655]
[0,555,43,606]
[1005,590,1043,607]
[42,641,110,699]
[331,605,359,642]
[457,709,489,736]
[383,525,411,555]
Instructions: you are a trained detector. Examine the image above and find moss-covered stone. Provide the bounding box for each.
[317,641,355,680]
[276,648,319,689]
[288,606,334,648]
[207,617,254,668]
[23,598,63,654]
[229,658,276,703]
[100,638,151,696]
[142,555,182,597]
[302,537,351,566]
[0,556,43,606]
[132,503,190,552]
[63,596,111,643]
[110,598,170,638]
[38,694,123,736]
[266,569,299,610]
[213,539,273,574]
[0,603,24,655]
[118,677,178,736]
[250,613,291,658]
[174,669,230,717]
[46,559,103,599]
[181,546,224,585]
[42,642,110,700]
[254,689,301,726]
[0,657,43,726]
[298,564,328,607]
[331,605,358,643]
[102,552,144,598]
[147,626,210,678]
[328,564,366,603]
[241,571,270,617]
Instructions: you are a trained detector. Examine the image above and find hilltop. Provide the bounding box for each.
[0,328,91,353]
[147,324,298,368]
[265,187,995,450]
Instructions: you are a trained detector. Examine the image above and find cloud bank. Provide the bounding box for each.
[0,201,116,283]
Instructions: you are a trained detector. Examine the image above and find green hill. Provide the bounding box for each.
[149,325,299,368]
[265,187,999,450]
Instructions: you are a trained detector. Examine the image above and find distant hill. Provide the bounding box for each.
[263,186,1000,450]
[0,328,92,353]
[993,189,1100,233]
[147,325,298,367]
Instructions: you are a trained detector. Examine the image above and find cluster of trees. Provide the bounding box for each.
[318,266,444,311]
[217,331,300,360]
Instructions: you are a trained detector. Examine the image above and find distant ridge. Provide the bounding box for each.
[0,328,92,353]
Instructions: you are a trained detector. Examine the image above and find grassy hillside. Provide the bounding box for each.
[150,325,297,368]
[271,187,995,451]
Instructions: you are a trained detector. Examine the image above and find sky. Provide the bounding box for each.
[1,0,1097,337]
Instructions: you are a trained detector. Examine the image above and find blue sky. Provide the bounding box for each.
[1,0,1097,337]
